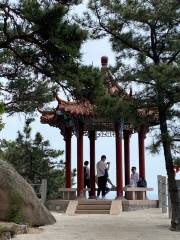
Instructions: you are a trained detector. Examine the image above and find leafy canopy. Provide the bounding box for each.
[0,0,88,113]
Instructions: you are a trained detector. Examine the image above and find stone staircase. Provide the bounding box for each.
[75,199,112,214]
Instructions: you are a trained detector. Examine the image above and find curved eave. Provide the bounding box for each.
[56,98,94,117]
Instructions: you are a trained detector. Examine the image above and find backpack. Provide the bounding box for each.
[137,179,147,187]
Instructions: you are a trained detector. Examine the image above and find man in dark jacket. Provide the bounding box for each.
[84,161,91,198]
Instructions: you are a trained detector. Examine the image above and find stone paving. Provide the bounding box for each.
[14,209,180,240]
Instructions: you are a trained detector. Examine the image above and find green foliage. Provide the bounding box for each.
[69,66,105,102]
[47,163,76,199]
[0,118,76,199]
[174,157,180,167]
[0,0,87,113]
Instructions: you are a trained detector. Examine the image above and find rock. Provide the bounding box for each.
[0,222,28,239]
[0,222,28,235]
[0,160,56,226]
[0,232,11,240]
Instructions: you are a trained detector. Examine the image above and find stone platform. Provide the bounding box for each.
[122,199,159,211]
[46,199,158,213]
[46,200,69,212]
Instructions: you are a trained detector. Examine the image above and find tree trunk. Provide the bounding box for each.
[159,107,180,231]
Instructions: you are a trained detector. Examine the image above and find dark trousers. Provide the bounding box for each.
[97,176,107,197]
[84,179,91,197]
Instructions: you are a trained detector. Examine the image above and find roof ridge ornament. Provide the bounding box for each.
[101,56,108,67]
[101,56,128,97]
[129,87,132,96]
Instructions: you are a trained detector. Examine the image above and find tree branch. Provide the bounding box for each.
[93,3,153,60]
[168,51,180,64]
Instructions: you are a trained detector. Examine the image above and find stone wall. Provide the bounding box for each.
[122,200,159,211]
[46,200,69,212]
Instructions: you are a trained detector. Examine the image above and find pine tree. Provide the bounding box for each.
[0,0,87,113]
[0,118,76,199]
[82,0,180,230]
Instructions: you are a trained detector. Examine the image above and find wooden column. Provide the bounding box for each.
[115,123,123,198]
[89,130,96,198]
[124,130,130,186]
[138,126,145,178]
[77,122,84,198]
[65,127,72,188]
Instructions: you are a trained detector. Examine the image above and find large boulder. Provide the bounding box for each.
[0,160,56,226]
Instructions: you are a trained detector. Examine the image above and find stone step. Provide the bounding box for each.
[76,199,112,214]
[77,204,111,210]
[75,209,110,214]
[78,200,112,205]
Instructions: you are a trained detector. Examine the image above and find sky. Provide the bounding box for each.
[1,1,179,200]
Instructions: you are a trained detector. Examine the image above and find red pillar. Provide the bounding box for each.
[89,131,96,198]
[65,127,72,188]
[77,122,84,198]
[124,130,130,186]
[115,123,123,198]
[138,126,145,178]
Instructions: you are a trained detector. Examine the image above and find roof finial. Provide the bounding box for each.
[129,87,132,96]
[101,56,108,67]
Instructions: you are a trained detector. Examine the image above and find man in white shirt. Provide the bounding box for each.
[130,166,139,187]
[96,155,110,199]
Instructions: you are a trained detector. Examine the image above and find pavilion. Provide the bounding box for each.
[39,56,158,199]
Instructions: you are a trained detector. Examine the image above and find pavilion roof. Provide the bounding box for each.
[40,56,131,119]
[54,95,93,117]
[39,56,159,130]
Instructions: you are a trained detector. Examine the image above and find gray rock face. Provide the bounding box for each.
[0,160,56,226]
[0,222,28,239]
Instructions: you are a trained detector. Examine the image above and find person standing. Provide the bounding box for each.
[96,155,110,199]
[95,170,115,197]
[84,161,91,198]
[130,166,139,187]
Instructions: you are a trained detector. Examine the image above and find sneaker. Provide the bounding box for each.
[96,196,100,200]
[102,196,106,200]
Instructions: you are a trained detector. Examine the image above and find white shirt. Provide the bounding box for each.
[130,172,139,187]
[96,160,107,177]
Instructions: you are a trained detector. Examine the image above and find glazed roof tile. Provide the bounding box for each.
[54,95,93,116]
